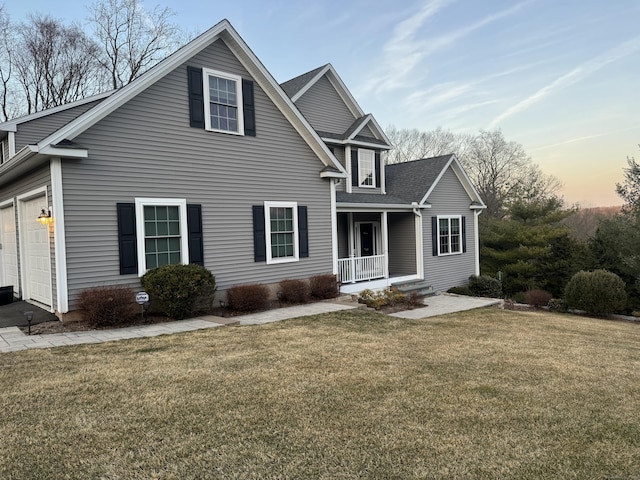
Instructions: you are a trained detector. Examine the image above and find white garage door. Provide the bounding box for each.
[22,196,52,306]
[0,205,19,294]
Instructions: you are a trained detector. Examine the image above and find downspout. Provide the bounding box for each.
[412,202,424,280]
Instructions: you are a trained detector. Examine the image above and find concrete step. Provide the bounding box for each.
[392,280,435,297]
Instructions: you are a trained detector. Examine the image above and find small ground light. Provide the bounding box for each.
[24,311,34,335]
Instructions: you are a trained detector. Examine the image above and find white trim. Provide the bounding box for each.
[330,180,338,275]
[51,158,69,313]
[0,200,18,292]
[336,203,415,212]
[474,209,481,276]
[8,132,15,157]
[354,221,382,257]
[381,211,389,278]
[413,206,424,280]
[436,215,463,256]
[264,201,299,265]
[134,198,189,276]
[320,137,392,150]
[202,67,245,135]
[420,155,486,208]
[357,148,376,188]
[345,145,352,194]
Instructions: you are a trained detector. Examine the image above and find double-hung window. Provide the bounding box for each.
[358,149,375,188]
[438,215,462,255]
[265,201,299,264]
[203,68,244,135]
[135,198,189,274]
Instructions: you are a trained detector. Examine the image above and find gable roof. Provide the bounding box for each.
[281,64,392,149]
[0,19,347,184]
[385,154,486,207]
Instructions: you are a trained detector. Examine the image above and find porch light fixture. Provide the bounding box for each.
[37,208,53,226]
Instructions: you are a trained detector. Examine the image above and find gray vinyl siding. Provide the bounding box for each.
[1,139,8,163]
[359,124,375,138]
[61,39,334,310]
[332,146,346,192]
[423,167,476,291]
[295,76,356,134]
[14,100,103,150]
[0,164,55,309]
[388,212,416,276]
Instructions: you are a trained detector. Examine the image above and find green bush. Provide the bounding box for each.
[78,286,137,327]
[468,275,502,298]
[227,284,270,312]
[447,286,473,296]
[141,264,216,320]
[564,269,627,315]
[511,292,526,304]
[310,274,339,299]
[548,298,568,313]
[279,279,310,304]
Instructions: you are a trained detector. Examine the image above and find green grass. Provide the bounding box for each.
[1,309,639,479]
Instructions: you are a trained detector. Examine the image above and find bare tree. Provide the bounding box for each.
[89,0,180,89]
[0,5,15,121]
[13,14,102,114]
[385,126,562,218]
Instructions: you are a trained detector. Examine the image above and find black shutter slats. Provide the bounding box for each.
[187,66,205,129]
[117,203,138,274]
[242,79,256,137]
[187,204,204,265]
[375,151,381,188]
[462,216,467,253]
[298,205,309,258]
[253,205,266,262]
[351,149,358,187]
[432,216,438,256]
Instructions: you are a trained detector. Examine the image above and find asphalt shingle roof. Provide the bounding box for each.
[336,192,410,205]
[384,155,454,203]
[280,65,327,98]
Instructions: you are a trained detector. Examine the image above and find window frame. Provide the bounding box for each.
[202,67,245,135]
[264,201,299,265]
[437,215,462,256]
[358,148,376,188]
[135,198,189,276]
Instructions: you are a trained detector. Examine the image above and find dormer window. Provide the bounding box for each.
[358,149,375,188]
[203,68,244,135]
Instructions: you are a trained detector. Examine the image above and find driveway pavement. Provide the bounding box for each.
[0,294,501,353]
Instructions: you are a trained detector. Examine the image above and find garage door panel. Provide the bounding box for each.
[1,205,19,293]
[23,196,52,306]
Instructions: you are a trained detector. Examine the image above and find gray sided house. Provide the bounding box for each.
[0,19,484,318]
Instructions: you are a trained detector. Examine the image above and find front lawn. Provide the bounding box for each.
[1,309,639,479]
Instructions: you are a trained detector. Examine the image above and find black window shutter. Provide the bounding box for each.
[242,79,256,137]
[375,151,381,187]
[253,205,266,262]
[187,204,204,265]
[117,203,138,274]
[298,205,309,258]
[187,66,204,129]
[462,216,467,253]
[431,216,438,256]
[351,149,358,187]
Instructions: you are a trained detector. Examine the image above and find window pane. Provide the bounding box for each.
[451,218,460,234]
[169,237,181,251]
[451,235,460,252]
[440,236,449,254]
[157,221,168,236]
[157,253,169,266]
[168,207,179,220]
[146,253,157,270]
[145,238,156,253]
[439,219,449,235]
[169,221,180,235]
[145,221,156,237]
[157,207,168,221]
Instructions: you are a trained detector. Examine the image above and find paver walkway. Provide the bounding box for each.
[0,295,501,353]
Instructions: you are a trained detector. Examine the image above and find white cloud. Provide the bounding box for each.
[488,35,640,128]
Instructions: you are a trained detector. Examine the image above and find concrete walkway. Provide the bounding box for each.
[0,294,500,353]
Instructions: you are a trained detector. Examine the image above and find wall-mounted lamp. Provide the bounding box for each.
[37,208,53,226]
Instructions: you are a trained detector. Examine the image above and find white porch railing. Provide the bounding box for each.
[338,254,386,284]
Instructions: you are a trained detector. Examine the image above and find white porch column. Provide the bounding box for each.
[51,157,69,313]
[414,207,424,279]
[331,180,338,275]
[474,209,481,276]
[382,211,389,278]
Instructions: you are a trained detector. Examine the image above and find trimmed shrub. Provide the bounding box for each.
[511,292,527,304]
[548,298,568,313]
[141,264,216,320]
[77,286,136,327]
[564,269,627,315]
[406,291,425,308]
[524,289,553,308]
[279,279,310,304]
[468,275,502,298]
[447,286,473,296]
[359,288,406,310]
[310,274,339,299]
[227,284,270,312]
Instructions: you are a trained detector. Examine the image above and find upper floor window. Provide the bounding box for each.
[358,149,375,188]
[203,68,244,135]
[438,215,462,255]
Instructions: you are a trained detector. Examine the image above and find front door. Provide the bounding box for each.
[355,222,381,257]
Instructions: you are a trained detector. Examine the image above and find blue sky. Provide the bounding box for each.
[6,0,640,206]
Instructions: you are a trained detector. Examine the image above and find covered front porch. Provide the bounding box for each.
[336,211,421,290]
